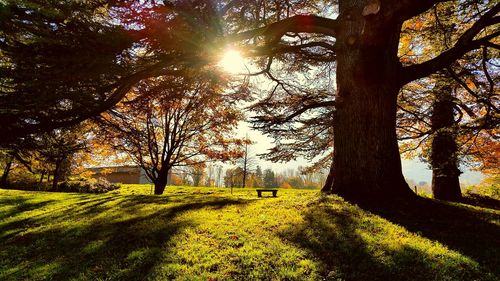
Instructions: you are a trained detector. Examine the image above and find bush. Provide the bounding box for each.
[4,170,47,190]
[57,178,120,194]
[465,175,500,200]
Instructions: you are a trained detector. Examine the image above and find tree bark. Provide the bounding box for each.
[1,154,14,187]
[322,2,415,202]
[430,82,461,201]
[153,166,170,195]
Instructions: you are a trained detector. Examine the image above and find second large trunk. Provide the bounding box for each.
[430,81,462,201]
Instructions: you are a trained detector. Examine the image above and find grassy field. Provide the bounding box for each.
[0,185,498,281]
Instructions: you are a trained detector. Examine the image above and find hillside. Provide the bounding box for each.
[0,185,498,281]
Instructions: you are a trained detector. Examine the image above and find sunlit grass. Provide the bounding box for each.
[0,185,498,280]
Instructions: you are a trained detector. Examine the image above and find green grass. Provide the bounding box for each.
[0,185,498,281]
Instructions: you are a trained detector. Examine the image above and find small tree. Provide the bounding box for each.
[99,75,246,195]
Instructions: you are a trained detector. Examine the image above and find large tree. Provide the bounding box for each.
[1,0,498,202]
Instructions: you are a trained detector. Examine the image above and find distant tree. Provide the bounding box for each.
[224,167,244,188]
[190,164,206,187]
[241,140,249,188]
[205,164,215,187]
[6,126,89,189]
[239,140,257,188]
[36,128,88,189]
[98,75,245,194]
[263,169,278,188]
[288,176,305,189]
[215,165,223,187]
[254,166,264,188]
[170,174,184,186]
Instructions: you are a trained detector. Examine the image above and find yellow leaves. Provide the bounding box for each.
[79,170,95,178]
[101,168,113,175]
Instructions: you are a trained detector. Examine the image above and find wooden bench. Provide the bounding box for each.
[256,189,278,197]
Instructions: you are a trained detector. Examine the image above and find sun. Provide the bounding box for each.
[218,49,247,74]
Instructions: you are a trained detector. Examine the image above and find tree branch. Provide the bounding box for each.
[392,0,449,22]
[401,3,500,85]
[225,15,337,43]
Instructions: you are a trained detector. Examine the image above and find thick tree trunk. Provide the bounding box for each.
[430,84,461,201]
[153,166,170,195]
[1,155,14,187]
[322,2,415,202]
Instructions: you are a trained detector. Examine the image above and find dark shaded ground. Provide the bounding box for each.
[362,197,500,280]
[281,195,499,281]
[363,197,500,277]
[461,193,500,210]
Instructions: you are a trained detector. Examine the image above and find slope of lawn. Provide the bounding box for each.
[0,185,498,281]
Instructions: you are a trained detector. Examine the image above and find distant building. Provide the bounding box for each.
[88,165,153,184]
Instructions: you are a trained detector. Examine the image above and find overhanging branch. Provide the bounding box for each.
[225,15,337,44]
[400,3,500,85]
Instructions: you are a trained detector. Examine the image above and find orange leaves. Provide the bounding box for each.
[467,130,500,174]
[464,78,478,91]
[280,181,292,189]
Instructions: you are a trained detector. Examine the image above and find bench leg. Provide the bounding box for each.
[273,191,277,197]
[257,191,262,197]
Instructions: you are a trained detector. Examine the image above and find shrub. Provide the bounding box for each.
[57,178,120,194]
[4,170,47,190]
[465,175,500,200]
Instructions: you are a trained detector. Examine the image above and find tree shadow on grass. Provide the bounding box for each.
[0,196,56,219]
[280,197,498,281]
[360,197,500,279]
[0,194,249,281]
[461,194,500,210]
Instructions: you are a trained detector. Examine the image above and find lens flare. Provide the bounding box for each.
[218,49,246,74]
